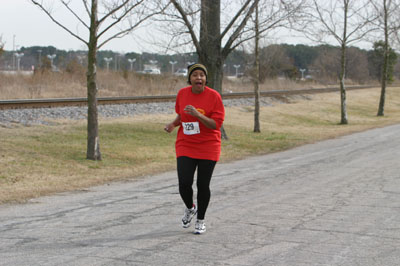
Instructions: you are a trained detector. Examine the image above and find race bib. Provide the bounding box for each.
[182,122,200,135]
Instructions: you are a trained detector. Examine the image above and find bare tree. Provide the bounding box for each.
[304,0,374,124]
[164,0,307,91]
[369,0,400,116]
[250,0,307,133]
[163,0,258,139]
[31,0,166,160]
[163,0,306,137]
[253,0,261,133]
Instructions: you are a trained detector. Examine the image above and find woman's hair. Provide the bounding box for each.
[187,63,208,84]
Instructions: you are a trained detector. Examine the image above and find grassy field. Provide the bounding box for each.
[1,86,400,204]
[0,70,325,99]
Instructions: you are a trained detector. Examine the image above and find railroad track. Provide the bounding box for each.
[0,85,377,110]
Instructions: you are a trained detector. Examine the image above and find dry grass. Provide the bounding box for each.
[0,70,189,99]
[0,70,328,100]
[1,86,400,204]
[222,77,324,93]
[0,71,87,99]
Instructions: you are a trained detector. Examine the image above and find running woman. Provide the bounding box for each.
[164,63,225,234]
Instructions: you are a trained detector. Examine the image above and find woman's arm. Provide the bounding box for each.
[183,105,216,130]
[164,115,181,133]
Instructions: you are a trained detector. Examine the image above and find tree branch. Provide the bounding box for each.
[220,0,252,40]
[170,0,201,53]
[97,0,143,38]
[98,1,170,48]
[98,0,138,25]
[222,0,257,58]
[31,0,88,46]
[98,13,155,49]
[61,0,89,29]
[82,0,91,17]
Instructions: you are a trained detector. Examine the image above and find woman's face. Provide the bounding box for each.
[190,69,206,91]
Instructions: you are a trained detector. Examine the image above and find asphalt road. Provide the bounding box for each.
[1,124,400,266]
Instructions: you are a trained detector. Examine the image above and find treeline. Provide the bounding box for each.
[1,43,399,84]
[249,43,400,84]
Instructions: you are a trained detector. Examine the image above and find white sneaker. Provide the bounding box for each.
[194,219,206,234]
[182,205,197,228]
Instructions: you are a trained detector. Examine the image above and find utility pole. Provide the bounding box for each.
[104,57,112,71]
[128,58,136,71]
[300,68,306,80]
[234,64,241,77]
[12,35,16,70]
[14,53,24,71]
[77,54,85,65]
[47,54,56,70]
[169,60,177,74]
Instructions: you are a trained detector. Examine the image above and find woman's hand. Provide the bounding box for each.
[164,123,175,133]
[184,105,216,130]
[164,115,181,133]
[184,105,201,118]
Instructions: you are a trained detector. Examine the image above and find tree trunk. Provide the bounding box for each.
[339,2,348,125]
[253,1,261,133]
[199,0,221,92]
[199,0,228,139]
[86,0,101,160]
[378,48,388,116]
[377,0,388,117]
[339,42,348,125]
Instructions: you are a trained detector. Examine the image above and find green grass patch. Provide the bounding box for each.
[221,125,303,159]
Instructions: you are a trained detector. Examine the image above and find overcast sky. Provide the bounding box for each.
[0,0,161,53]
[1,0,373,54]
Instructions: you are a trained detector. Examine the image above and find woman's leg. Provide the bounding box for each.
[177,156,197,209]
[196,159,217,220]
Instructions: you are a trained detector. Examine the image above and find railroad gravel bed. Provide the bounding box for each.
[0,96,307,127]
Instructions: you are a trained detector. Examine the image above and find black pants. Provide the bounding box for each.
[177,156,217,220]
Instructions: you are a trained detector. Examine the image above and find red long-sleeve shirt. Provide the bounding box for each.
[175,86,225,161]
